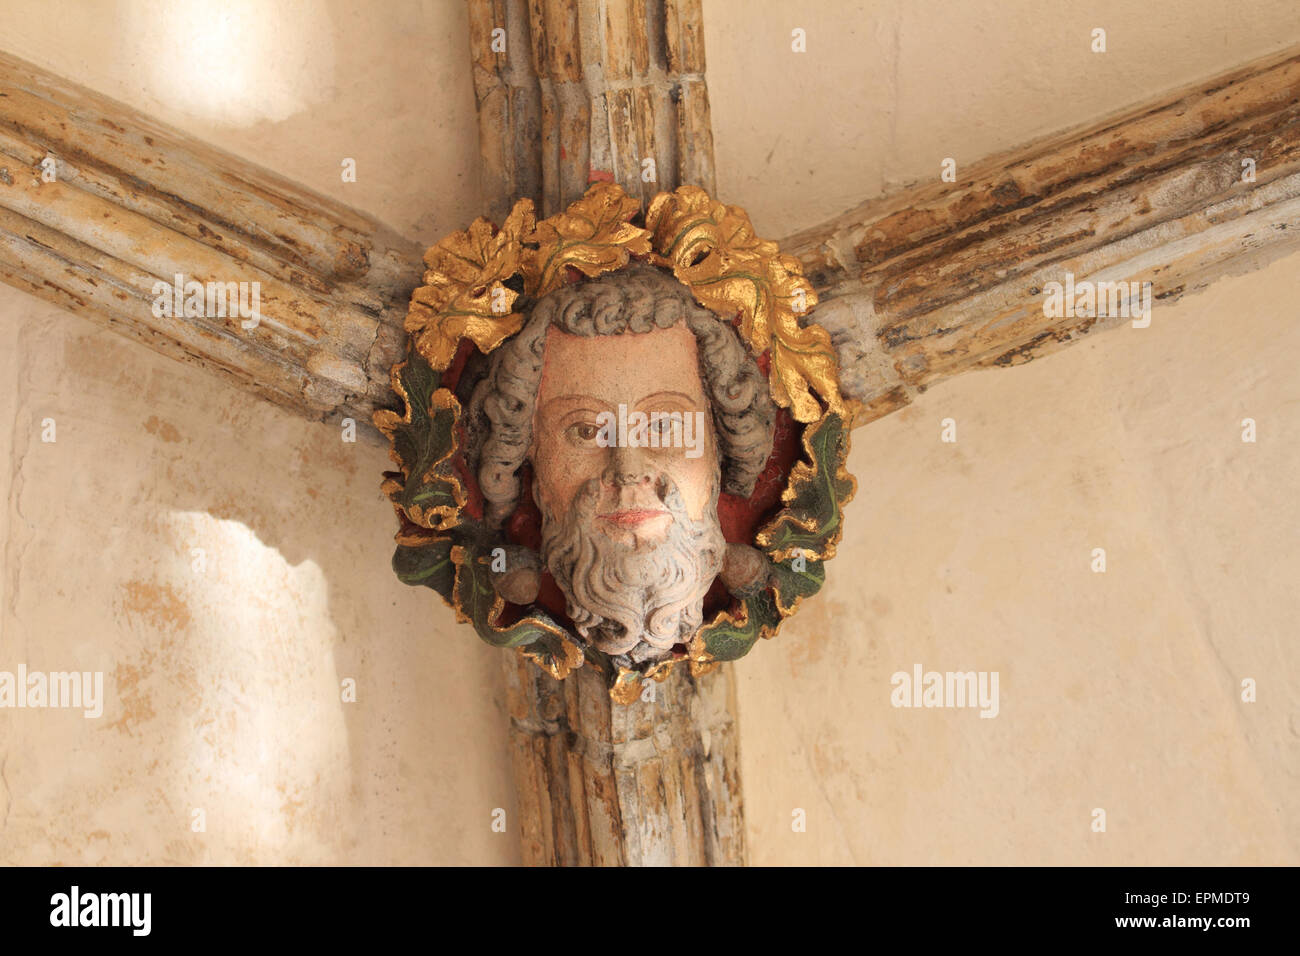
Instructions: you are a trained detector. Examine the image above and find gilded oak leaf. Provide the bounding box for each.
[646,186,844,422]
[646,186,777,272]
[406,200,535,370]
[525,182,652,297]
[768,319,843,422]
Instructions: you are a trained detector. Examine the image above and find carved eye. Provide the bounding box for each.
[567,421,601,444]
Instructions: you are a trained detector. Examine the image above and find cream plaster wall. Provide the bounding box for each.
[1,1,1296,865]
[739,252,1300,865]
[0,284,519,864]
[707,0,1300,235]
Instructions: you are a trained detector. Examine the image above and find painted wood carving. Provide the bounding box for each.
[376,183,857,702]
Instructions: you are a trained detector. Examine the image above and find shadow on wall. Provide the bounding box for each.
[0,290,516,865]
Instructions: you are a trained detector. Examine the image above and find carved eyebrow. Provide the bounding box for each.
[539,390,701,414]
[539,394,612,414]
[637,390,702,408]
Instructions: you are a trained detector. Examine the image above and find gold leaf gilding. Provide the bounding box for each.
[406,201,535,370]
[386,182,855,699]
[524,182,652,297]
[646,185,846,423]
[520,633,585,682]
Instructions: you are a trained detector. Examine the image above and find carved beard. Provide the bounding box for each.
[539,472,725,663]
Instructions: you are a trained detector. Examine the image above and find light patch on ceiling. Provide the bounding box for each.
[163,509,351,855]
[125,0,336,126]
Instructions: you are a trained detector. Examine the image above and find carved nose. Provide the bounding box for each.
[606,444,651,487]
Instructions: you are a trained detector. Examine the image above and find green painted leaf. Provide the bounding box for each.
[700,589,781,662]
[391,354,460,522]
[769,554,826,614]
[392,538,455,600]
[454,541,558,649]
[760,412,854,558]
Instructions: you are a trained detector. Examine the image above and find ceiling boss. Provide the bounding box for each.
[375,183,857,703]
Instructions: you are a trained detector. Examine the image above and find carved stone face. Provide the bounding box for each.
[530,323,726,661]
[467,263,777,665]
[530,323,717,532]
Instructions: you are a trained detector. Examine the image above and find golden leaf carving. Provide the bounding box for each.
[645,186,846,423]
[406,200,535,370]
[524,182,652,298]
[767,317,842,423]
[386,182,856,697]
[647,186,778,274]
[521,633,586,682]
[609,668,646,705]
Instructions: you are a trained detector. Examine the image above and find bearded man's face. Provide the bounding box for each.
[528,322,726,662]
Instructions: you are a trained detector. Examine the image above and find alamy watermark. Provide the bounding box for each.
[1041,272,1152,328]
[0,665,104,718]
[50,886,150,936]
[594,404,707,459]
[151,273,262,329]
[891,664,999,718]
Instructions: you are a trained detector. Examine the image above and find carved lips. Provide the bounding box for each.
[598,508,670,529]
[594,488,674,548]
